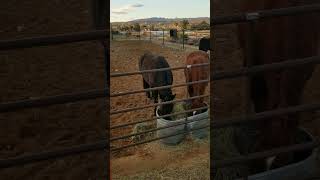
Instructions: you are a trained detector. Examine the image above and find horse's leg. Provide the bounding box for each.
[152,90,159,115]
[143,79,151,99]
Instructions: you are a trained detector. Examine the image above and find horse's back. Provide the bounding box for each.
[139,52,172,86]
[199,37,210,52]
[185,51,209,82]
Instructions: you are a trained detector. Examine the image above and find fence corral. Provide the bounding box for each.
[111,29,210,51]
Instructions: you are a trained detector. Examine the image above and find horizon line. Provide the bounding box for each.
[111,16,210,23]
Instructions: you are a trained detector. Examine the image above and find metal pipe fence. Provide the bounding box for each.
[110,112,210,142]
[4,98,319,170]
[110,63,210,77]
[211,4,320,25]
[1,54,319,113]
[0,30,108,51]
[0,3,319,176]
[110,94,209,115]
[111,106,209,129]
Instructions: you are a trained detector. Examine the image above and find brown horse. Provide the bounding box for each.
[184,51,210,114]
[238,0,320,172]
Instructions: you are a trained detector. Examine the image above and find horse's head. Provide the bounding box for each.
[158,89,176,115]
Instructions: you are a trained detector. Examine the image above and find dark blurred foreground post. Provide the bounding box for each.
[91,0,110,179]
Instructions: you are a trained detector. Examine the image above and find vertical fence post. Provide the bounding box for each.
[242,20,257,180]
[90,0,109,177]
[182,29,185,49]
[139,30,141,40]
[196,30,198,40]
[110,27,113,40]
[150,30,152,41]
[162,29,165,45]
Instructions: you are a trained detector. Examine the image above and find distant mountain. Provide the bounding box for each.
[112,17,210,24]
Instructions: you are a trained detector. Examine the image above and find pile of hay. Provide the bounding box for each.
[131,123,156,143]
[170,102,188,120]
[212,127,251,179]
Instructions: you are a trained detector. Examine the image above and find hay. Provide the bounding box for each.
[212,127,250,179]
[170,101,207,120]
[131,123,156,143]
[171,102,188,120]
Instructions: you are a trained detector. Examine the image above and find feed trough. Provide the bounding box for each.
[186,105,209,139]
[235,128,319,180]
[156,103,209,145]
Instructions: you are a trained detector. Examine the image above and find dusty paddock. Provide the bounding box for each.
[110,40,210,179]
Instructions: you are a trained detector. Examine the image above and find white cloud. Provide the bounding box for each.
[111,3,144,15]
[131,3,144,8]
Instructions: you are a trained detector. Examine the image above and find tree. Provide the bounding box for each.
[198,21,210,30]
[180,20,189,30]
[141,25,147,30]
[120,25,129,31]
[173,21,179,29]
[129,25,134,31]
[133,23,141,32]
[149,24,155,31]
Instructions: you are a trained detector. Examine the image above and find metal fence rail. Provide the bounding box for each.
[211,4,320,25]
[110,94,209,115]
[111,106,209,129]
[0,89,108,113]
[0,140,108,169]
[212,55,320,81]
[0,30,108,50]
[111,63,210,77]
[111,79,209,97]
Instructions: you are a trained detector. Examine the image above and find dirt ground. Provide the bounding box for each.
[110,40,210,178]
[0,1,107,180]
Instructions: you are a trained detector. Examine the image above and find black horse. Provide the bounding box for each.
[139,52,176,117]
[199,37,210,52]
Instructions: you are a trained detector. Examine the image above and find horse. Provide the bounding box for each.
[139,52,176,118]
[184,50,210,114]
[199,37,211,52]
[237,0,320,173]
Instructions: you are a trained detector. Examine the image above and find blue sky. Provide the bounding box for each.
[110,0,210,22]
